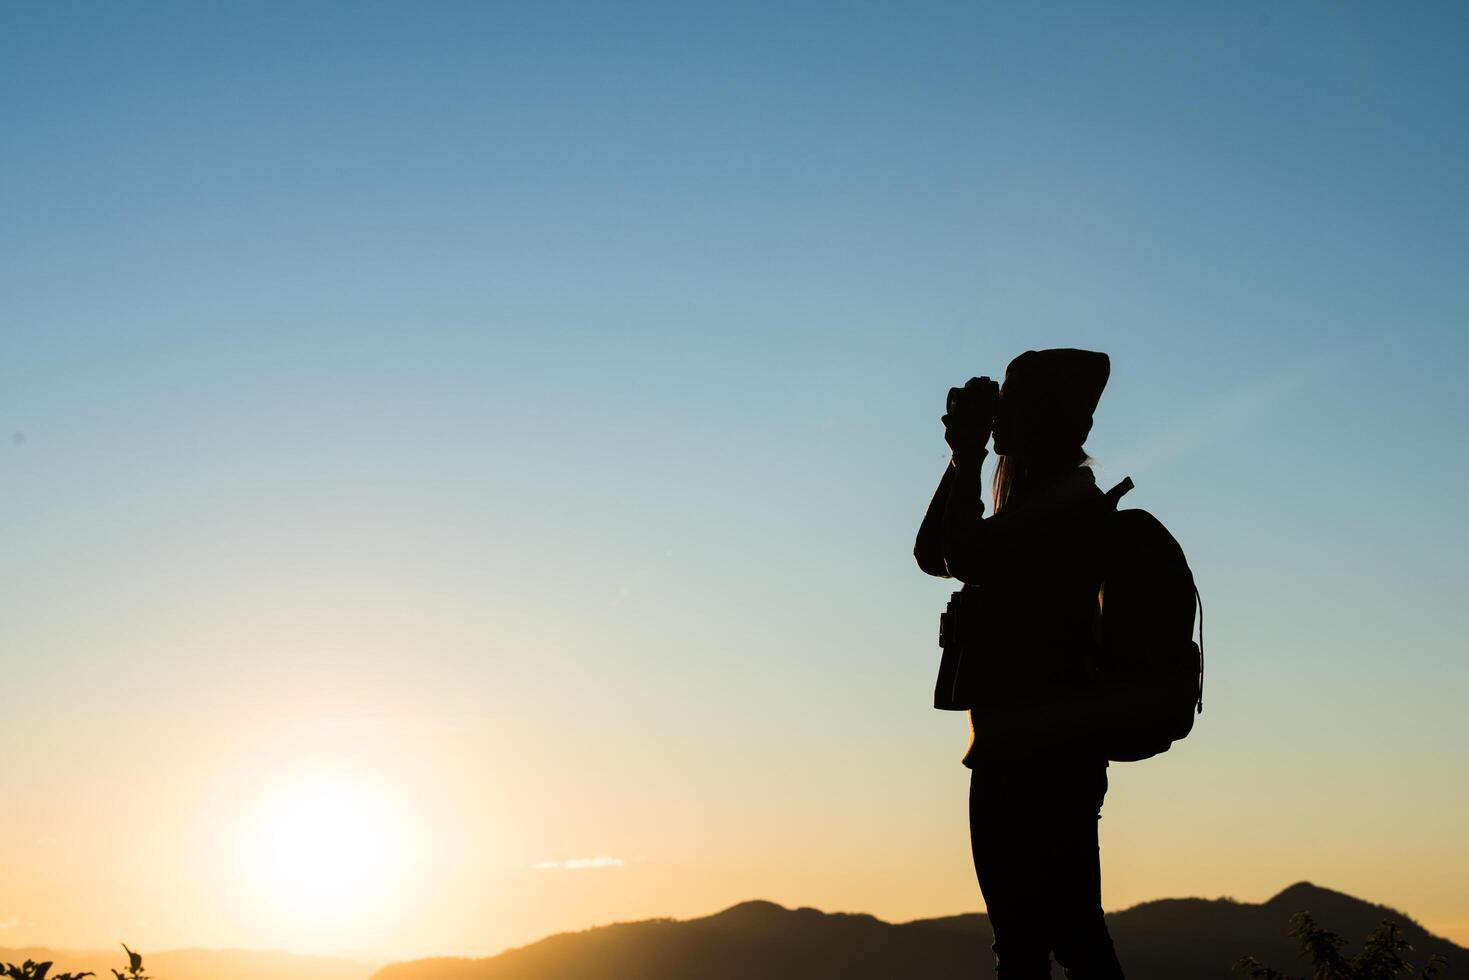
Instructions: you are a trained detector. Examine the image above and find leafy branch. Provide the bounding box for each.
[1237,912,1449,980]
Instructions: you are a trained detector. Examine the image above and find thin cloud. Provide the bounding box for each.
[1097,341,1366,480]
[1100,366,1309,479]
[532,856,626,871]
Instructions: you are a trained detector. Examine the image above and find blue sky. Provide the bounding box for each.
[2,0,1467,958]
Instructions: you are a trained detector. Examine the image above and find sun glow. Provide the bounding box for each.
[239,772,406,918]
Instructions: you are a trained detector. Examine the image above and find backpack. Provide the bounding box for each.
[1091,477,1204,761]
[932,476,1204,762]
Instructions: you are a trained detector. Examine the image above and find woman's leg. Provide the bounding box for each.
[970,760,1126,980]
[970,765,1057,979]
[1048,764,1125,980]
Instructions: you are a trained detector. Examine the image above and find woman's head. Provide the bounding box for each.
[991,348,1110,512]
[993,348,1109,456]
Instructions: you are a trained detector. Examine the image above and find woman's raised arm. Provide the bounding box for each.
[914,463,957,577]
[939,451,991,582]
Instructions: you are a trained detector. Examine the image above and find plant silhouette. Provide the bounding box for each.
[2,943,154,980]
[1,960,94,980]
[1237,912,1449,980]
[108,946,149,980]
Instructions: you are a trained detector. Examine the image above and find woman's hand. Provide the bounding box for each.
[944,377,996,467]
[943,414,989,467]
[943,416,991,469]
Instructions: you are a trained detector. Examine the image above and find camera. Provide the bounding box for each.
[935,587,985,710]
[946,376,1000,424]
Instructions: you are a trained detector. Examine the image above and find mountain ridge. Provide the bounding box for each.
[7,884,1459,980]
[369,882,1465,980]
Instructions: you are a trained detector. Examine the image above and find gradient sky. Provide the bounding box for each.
[3,0,1467,963]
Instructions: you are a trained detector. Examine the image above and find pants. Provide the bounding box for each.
[968,757,1126,979]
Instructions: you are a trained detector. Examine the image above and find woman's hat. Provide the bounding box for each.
[1002,348,1110,448]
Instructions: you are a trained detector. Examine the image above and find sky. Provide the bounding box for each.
[2,0,1468,963]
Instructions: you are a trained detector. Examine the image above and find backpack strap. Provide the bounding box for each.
[1195,584,1205,714]
[1104,476,1134,509]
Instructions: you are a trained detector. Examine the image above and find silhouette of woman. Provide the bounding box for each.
[914,348,1127,980]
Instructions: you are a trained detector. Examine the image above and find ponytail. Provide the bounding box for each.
[991,448,1090,515]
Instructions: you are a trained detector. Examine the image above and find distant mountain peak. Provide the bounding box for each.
[1262,880,1423,932]
[1268,880,1331,903]
[714,899,789,919]
[704,899,888,936]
